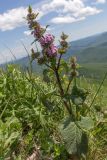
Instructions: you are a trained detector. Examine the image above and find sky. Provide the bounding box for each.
[0,0,107,64]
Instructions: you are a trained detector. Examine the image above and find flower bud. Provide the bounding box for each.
[61,32,68,40]
[28,6,32,13]
[58,48,66,54]
[60,41,68,48]
[71,63,77,69]
[71,57,77,63]
[71,71,79,77]
[38,57,46,65]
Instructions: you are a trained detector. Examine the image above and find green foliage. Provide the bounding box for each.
[0,65,106,159]
[59,117,88,156]
[59,116,94,156]
[0,117,21,158]
[78,116,94,131]
[71,86,89,105]
[0,65,67,159]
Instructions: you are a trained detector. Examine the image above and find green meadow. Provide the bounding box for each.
[0,64,107,159]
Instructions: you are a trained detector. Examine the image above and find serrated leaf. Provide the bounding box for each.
[59,118,88,155]
[78,116,94,130]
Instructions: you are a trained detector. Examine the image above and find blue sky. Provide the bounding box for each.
[0,0,107,63]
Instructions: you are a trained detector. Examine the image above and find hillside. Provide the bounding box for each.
[66,31,107,62]
[1,31,107,76]
[72,42,107,63]
[67,32,107,78]
[14,31,107,64]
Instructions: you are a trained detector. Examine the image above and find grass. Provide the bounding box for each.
[79,63,107,79]
[0,64,107,159]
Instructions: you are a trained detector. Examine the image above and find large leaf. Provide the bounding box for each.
[59,118,88,155]
[71,86,88,105]
[78,116,94,130]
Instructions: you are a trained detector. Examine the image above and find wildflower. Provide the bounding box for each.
[46,44,58,57]
[27,6,57,59]
[71,57,77,63]
[32,29,40,39]
[71,63,77,69]
[39,34,54,47]
[58,32,69,54]
[61,32,68,40]
[58,48,66,54]
[70,56,79,77]
[60,40,68,48]
[71,71,79,77]
[31,24,42,39]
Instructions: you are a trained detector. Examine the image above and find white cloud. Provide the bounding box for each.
[41,0,102,24]
[95,0,106,4]
[24,30,31,36]
[51,16,85,24]
[73,6,101,17]
[0,0,103,31]
[0,7,27,31]
[0,6,43,31]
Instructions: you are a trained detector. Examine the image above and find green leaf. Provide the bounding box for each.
[41,99,54,111]
[78,116,94,131]
[0,92,5,98]
[71,86,88,105]
[43,69,50,83]
[59,118,88,156]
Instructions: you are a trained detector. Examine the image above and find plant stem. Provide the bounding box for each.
[57,54,62,70]
[66,77,73,93]
[54,68,72,115]
[45,63,53,70]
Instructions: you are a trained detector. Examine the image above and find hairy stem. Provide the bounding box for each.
[66,77,73,93]
[57,54,62,70]
[54,68,72,115]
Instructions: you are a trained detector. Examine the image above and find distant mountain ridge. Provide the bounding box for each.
[66,31,107,62]
[1,31,107,73]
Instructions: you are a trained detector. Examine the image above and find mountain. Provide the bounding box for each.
[71,42,107,63]
[14,31,107,64]
[67,32,107,78]
[1,31,107,76]
[66,32,107,62]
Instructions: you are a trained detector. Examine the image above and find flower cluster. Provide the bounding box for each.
[39,34,54,47]
[31,26,43,39]
[39,34,57,57]
[45,44,57,57]
[58,32,69,54]
[27,6,57,59]
[71,57,78,77]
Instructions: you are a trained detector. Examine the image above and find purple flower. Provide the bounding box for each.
[32,28,41,39]
[39,34,54,47]
[46,44,57,57]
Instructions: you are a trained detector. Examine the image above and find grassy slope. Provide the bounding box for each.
[0,65,107,159]
[79,63,107,79]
